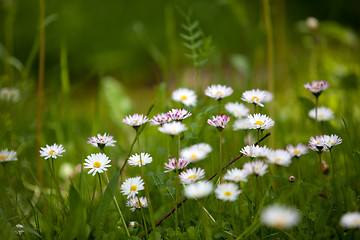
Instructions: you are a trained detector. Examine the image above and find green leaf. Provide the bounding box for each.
[13,226,42,238]
[0,208,16,240]
[188,21,199,31]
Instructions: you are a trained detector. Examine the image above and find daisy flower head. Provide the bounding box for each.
[261,204,300,229]
[215,182,242,202]
[172,88,197,107]
[83,153,111,176]
[122,114,149,128]
[150,113,171,126]
[180,145,209,163]
[223,168,249,182]
[126,196,148,212]
[207,115,231,129]
[304,80,329,96]
[40,143,65,160]
[323,134,342,150]
[247,113,275,130]
[243,160,268,176]
[184,181,213,199]
[0,149,17,163]
[87,132,116,148]
[179,167,206,184]
[225,102,250,118]
[164,158,190,172]
[309,107,334,121]
[286,143,308,158]
[158,121,187,135]
[340,212,360,229]
[166,109,192,121]
[191,143,212,155]
[128,152,153,167]
[204,84,233,100]
[120,176,145,198]
[241,89,268,107]
[263,90,274,102]
[233,118,250,131]
[309,135,328,152]
[266,149,293,167]
[240,144,270,158]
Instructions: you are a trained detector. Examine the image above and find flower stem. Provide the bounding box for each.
[138,195,148,239]
[315,96,319,134]
[97,173,103,198]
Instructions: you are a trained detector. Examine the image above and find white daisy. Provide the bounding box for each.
[120,176,145,199]
[304,80,329,96]
[266,149,293,167]
[308,135,328,152]
[180,147,208,163]
[126,196,148,212]
[184,181,213,199]
[233,118,250,131]
[150,113,171,126]
[128,153,153,167]
[261,204,300,229]
[122,114,149,127]
[340,212,360,229]
[207,115,231,129]
[247,113,275,130]
[87,132,116,148]
[83,153,111,176]
[225,102,249,118]
[309,107,334,121]
[204,84,233,100]
[240,144,270,158]
[40,143,65,160]
[241,89,268,107]
[243,160,268,176]
[286,143,308,158]
[158,122,187,135]
[223,168,249,182]
[172,88,197,107]
[323,134,342,150]
[191,143,212,154]
[179,167,206,184]
[215,182,242,201]
[167,109,192,121]
[164,158,190,172]
[0,149,17,163]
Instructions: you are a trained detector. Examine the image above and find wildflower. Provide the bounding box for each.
[158,122,187,135]
[225,102,249,118]
[150,113,171,126]
[126,196,148,212]
[83,153,111,176]
[286,143,308,157]
[179,167,206,184]
[122,114,149,127]
[120,176,145,198]
[164,158,189,172]
[204,84,233,100]
[304,80,329,96]
[180,146,208,163]
[266,149,293,167]
[240,144,270,158]
[233,118,250,131]
[0,87,20,103]
[340,212,360,229]
[309,107,334,121]
[306,17,319,30]
[0,149,17,163]
[241,89,269,107]
[243,160,268,176]
[128,153,153,167]
[40,143,65,160]
[308,135,328,152]
[15,224,24,236]
[223,168,249,182]
[247,113,274,130]
[261,204,300,229]
[87,133,116,148]
[184,181,213,199]
[263,90,274,102]
[191,143,212,155]
[289,176,296,182]
[207,115,230,129]
[215,182,242,201]
[166,109,192,121]
[172,88,197,107]
[321,160,330,174]
[323,134,342,150]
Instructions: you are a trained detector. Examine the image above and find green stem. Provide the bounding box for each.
[138,195,148,239]
[97,173,103,198]
[315,96,319,134]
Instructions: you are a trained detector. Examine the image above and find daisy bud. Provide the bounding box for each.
[289,176,295,182]
[321,160,329,174]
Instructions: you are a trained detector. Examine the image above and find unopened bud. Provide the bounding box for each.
[306,17,319,30]
[321,160,329,174]
[289,176,295,182]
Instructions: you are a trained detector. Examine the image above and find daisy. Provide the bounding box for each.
[164,158,189,172]
[233,118,250,130]
[204,84,233,100]
[172,88,197,107]
[304,80,329,96]
[225,102,249,118]
[179,167,206,184]
[122,114,149,127]
[308,135,328,152]
[286,143,308,158]
[263,90,274,102]
[0,149,17,163]
[241,89,268,107]
[240,144,270,158]
[323,134,342,150]
[215,182,242,201]
[150,113,171,126]
[340,212,360,229]
[261,204,300,229]
[309,107,334,121]
[120,176,145,198]
[223,168,249,182]
[266,149,293,167]
[40,143,65,160]
[166,109,192,121]
[180,146,208,163]
[243,160,268,176]
[0,87,20,103]
[158,122,187,135]
[247,113,274,130]
[83,153,111,176]
[87,133,116,148]
[184,181,213,199]
[207,115,231,129]
[126,196,148,212]
[191,143,212,154]
[128,153,153,167]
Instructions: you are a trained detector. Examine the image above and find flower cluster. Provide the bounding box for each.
[308,134,342,152]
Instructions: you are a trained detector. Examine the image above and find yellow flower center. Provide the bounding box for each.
[49,150,55,155]
[274,220,286,228]
[134,119,138,122]
[0,155,6,160]
[172,129,177,134]
[314,86,318,89]
[189,175,196,179]
[99,138,105,142]
[191,154,197,159]
[275,158,281,162]
[137,160,144,165]
[216,91,223,97]
[225,191,232,196]
[130,185,137,191]
[330,142,333,145]
[251,96,259,102]
[181,95,187,100]
[255,167,260,171]
[254,121,263,126]
[135,201,143,208]
[317,142,320,144]
[234,176,241,179]
[294,150,300,154]
[93,161,101,168]
[319,114,324,119]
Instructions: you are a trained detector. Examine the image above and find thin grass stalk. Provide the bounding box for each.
[199,201,212,240]
[97,173,103,198]
[137,195,148,239]
[315,96,319,134]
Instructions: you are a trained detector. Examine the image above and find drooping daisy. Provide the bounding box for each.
[323,134,342,150]
[120,176,145,199]
[128,153,153,167]
[243,160,268,176]
[158,122,187,135]
[223,168,249,182]
[204,84,233,100]
[308,135,328,152]
[207,115,231,129]
[240,144,270,158]
[247,113,274,130]
[164,158,190,172]
[340,212,360,229]
[87,133,116,148]
[150,113,171,126]
[309,107,334,121]
[215,182,242,201]
[266,149,293,167]
[286,143,308,158]
[0,149,17,163]
[180,146,208,163]
[83,153,111,176]
[184,181,213,199]
[40,143,65,160]
[304,80,329,96]
[166,109,192,121]
[233,118,250,131]
[126,196,148,212]
[241,89,268,107]
[225,102,250,118]
[179,167,206,184]
[172,88,197,107]
[261,204,300,229]
[122,114,149,127]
